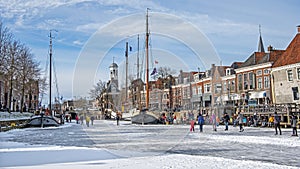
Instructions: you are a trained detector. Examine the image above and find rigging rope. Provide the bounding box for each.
[39,54,49,107]
[52,56,61,103]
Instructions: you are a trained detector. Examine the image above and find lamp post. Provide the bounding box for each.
[198,68,203,115]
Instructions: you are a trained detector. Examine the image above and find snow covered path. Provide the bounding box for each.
[0,120,299,168]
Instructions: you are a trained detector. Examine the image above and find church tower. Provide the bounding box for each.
[258,24,265,52]
[109,60,118,88]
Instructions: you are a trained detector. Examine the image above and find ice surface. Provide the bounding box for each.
[0,120,299,168]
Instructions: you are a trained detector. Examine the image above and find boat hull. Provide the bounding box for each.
[131,110,160,124]
[28,116,60,127]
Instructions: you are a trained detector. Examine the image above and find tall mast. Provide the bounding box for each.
[49,31,52,115]
[145,8,150,109]
[137,34,140,79]
[125,42,128,105]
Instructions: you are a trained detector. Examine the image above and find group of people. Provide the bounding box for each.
[75,114,95,127]
[189,111,299,137]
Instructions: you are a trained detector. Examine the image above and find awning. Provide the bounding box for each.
[231,94,240,100]
[222,95,229,101]
[203,94,211,101]
[249,91,266,99]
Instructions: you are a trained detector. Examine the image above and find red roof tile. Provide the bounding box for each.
[273,33,300,67]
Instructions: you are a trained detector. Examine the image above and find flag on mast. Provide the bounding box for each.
[150,68,157,76]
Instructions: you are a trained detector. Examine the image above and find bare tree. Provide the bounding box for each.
[0,22,12,71]
[16,45,41,112]
[157,66,176,79]
[6,40,21,112]
[89,80,106,100]
[0,22,42,112]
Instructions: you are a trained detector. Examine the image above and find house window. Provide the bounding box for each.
[198,86,202,95]
[223,82,227,92]
[287,70,293,81]
[297,68,300,80]
[214,83,222,94]
[292,87,299,100]
[256,70,262,76]
[264,69,270,74]
[192,87,197,96]
[243,73,248,90]
[231,80,235,91]
[238,74,242,91]
[257,78,262,89]
[226,68,231,76]
[264,76,270,88]
[249,72,255,89]
[204,84,211,93]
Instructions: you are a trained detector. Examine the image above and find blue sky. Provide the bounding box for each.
[1,0,299,103]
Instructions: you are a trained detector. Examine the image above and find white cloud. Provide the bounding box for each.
[73,40,84,46]
[76,23,102,33]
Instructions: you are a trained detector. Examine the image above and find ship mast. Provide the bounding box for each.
[137,34,140,79]
[49,29,57,116]
[145,8,150,109]
[49,31,53,115]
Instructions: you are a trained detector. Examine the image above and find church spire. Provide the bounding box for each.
[258,24,265,52]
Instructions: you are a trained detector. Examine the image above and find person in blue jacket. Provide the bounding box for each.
[274,111,282,135]
[223,112,230,131]
[198,113,205,132]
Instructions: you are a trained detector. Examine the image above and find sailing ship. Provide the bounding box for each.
[28,30,60,127]
[131,9,161,124]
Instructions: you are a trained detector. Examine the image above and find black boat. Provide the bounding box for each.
[28,114,60,127]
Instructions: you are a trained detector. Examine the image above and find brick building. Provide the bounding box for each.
[271,26,300,105]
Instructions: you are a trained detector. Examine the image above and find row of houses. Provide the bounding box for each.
[120,26,300,124]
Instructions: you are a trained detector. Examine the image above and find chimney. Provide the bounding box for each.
[268,45,273,52]
[298,25,300,33]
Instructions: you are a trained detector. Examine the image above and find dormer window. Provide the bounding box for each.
[226,68,231,76]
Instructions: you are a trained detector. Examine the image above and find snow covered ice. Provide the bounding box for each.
[0,120,299,169]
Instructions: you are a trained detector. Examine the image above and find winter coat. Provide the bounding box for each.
[274,114,280,124]
[210,114,216,124]
[291,116,298,128]
[223,114,230,123]
[86,116,90,123]
[198,116,205,125]
[237,114,243,124]
[190,120,195,127]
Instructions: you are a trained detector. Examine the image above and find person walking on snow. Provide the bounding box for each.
[223,113,230,131]
[291,114,298,136]
[75,115,79,124]
[190,119,195,132]
[237,112,244,132]
[274,112,281,135]
[80,115,84,125]
[210,113,217,131]
[86,116,90,127]
[198,114,205,132]
[90,116,95,125]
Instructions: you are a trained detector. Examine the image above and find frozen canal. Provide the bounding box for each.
[0,120,299,168]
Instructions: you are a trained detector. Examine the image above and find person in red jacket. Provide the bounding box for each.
[75,115,79,124]
[190,119,195,132]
